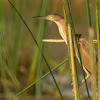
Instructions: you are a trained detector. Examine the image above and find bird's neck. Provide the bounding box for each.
[55,20,69,44]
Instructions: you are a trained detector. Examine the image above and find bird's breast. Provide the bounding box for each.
[56,22,67,44]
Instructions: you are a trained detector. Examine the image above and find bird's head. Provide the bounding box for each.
[33,14,64,22]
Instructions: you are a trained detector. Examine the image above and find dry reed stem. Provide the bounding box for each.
[42,39,65,42]
[68,24,78,100]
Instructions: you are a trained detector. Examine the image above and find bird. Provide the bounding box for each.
[33,14,98,84]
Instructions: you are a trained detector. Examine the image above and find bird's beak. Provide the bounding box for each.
[32,16,47,20]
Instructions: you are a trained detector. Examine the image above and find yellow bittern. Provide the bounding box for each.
[33,14,98,83]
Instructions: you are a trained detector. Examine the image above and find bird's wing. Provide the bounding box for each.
[76,34,97,72]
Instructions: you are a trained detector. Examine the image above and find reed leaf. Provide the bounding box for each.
[8,59,67,100]
[8,0,64,99]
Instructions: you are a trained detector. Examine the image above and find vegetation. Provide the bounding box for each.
[0,0,99,100]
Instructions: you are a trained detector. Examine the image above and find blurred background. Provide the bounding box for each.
[0,0,100,100]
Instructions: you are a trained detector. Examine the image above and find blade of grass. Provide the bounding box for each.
[8,59,67,100]
[66,0,90,99]
[0,33,19,88]
[95,0,100,99]
[0,56,10,100]
[8,0,64,99]
[0,33,20,99]
[0,0,6,33]
[0,33,10,100]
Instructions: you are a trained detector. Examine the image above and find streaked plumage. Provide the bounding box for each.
[33,14,98,81]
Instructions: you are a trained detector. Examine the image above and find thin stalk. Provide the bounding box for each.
[8,59,67,100]
[95,0,100,99]
[86,0,92,27]
[86,0,97,99]
[8,0,64,99]
[66,0,90,99]
[89,28,97,100]
[36,0,47,100]
[62,0,71,71]
[68,25,79,100]
[62,0,80,99]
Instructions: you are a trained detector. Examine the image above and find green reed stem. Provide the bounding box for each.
[63,0,80,99]
[62,0,71,71]
[8,59,67,100]
[89,28,97,100]
[66,0,90,99]
[95,0,100,99]
[86,0,97,99]
[86,0,92,27]
[36,0,47,100]
[8,0,64,99]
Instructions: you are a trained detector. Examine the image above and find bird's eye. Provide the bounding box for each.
[52,15,55,18]
[50,15,54,19]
